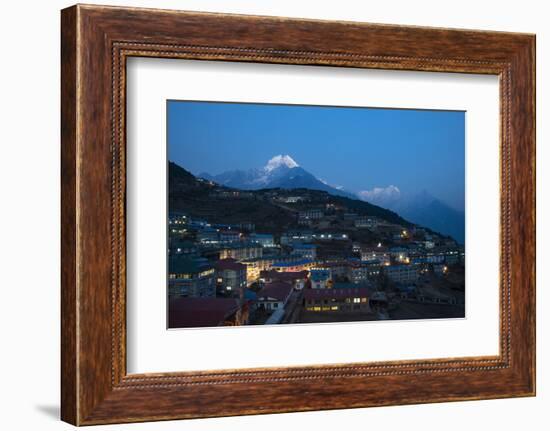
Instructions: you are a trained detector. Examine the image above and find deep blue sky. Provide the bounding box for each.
[168,100,465,211]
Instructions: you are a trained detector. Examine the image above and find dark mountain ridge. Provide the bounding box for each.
[169,161,413,234]
[199,154,357,200]
[359,188,465,244]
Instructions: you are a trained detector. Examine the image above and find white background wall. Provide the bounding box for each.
[0,0,547,429]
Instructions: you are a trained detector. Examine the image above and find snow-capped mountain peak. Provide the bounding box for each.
[264,154,299,172]
[357,185,401,203]
[199,154,356,199]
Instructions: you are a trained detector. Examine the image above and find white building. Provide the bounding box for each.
[252,233,275,248]
[361,249,390,265]
[384,264,419,284]
[310,269,331,289]
[291,243,317,260]
[256,282,293,311]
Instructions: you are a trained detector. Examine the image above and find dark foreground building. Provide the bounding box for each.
[303,287,371,313]
[168,297,249,328]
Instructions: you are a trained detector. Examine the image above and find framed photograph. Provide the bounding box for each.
[61,4,535,425]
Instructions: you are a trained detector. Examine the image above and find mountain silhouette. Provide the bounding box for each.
[199,155,356,199]
[358,187,465,244]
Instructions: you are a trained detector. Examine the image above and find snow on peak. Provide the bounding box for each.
[264,155,299,172]
[357,185,401,202]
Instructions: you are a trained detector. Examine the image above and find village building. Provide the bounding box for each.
[168,297,249,328]
[242,257,278,284]
[219,229,242,243]
[280,230,314,246]
[298,208,324,221]
[355,216,379,229]
[251,233,275,248]
[303,287,371,313]
[260,270,309,290]
[271,258,316,273]
[215,259,247,297]
[256,282,294,311]
[316,260,349,280]
[433,263,448,276]
[384,264,419,284]
[361,248,391,265]
[237,221,255,232]
[348,260,381,282]
[218,242,263,260]
[168,258,215,298]
[291,243,317,260]
[168,239,197,257]
[310,268,332,289]
[196,227,219,244]
[389,247,410,263]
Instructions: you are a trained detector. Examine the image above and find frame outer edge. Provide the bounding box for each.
[61,5,79,426]
[531,35,536,396]
[519,34,536,395]
[501,35,536,396]
[60,4,536,425]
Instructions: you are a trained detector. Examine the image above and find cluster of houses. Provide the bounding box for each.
[167,208,465,328]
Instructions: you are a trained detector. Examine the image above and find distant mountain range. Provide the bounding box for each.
[199,155,357,199]
[190,154,464,244]
[357,186,465,244]
[169,161,412,235]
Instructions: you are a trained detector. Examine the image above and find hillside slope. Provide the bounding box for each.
[169,161,413,234]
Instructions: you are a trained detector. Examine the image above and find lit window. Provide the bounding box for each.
[353,298,361,303]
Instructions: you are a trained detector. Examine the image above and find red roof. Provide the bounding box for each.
[257,282,293,302]
[303,287,371,300]
[261,270,308,281]
[215,258,246,272]
[168,297,241,328]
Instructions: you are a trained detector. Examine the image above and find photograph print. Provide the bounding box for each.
[167,100,465,329]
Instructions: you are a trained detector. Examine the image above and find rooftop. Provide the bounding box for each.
[272,259,314,268]
[218,242,262,250]
[168,297,241,328]
[257,282,294,302]
[169,258,212,275]
[303,286,372,300]
[332,282,369,289]
[261,270,309,281]
[310,269,331,281]
[385,264,419,271]
[215,259,246,272]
